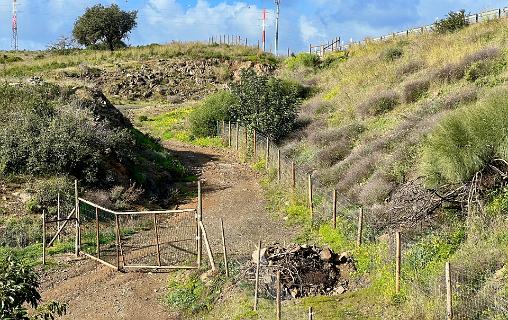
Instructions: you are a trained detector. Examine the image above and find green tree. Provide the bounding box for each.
[230,69,300,140]
[72,4,137,51]
[0,256,67,319]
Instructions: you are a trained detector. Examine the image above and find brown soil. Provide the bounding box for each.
[40,140,298,320]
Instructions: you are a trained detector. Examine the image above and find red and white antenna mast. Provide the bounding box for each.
[12,0,18,51]
[262,8,266,52]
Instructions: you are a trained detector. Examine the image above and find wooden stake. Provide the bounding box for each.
[115,215,121,270]
[276,270,281,320]
[95,207,100,259]
[74,180,80,257]
[291,161,296,191]
[308,306,313,320]
[228,121,232,147]
[197,181,203,267]
[357,207,364,247]
[265,136,270,170]
[446,262,453,320]
[254,240,262,311]
[57,193,61,241]
[277,149,281,182]
[154,213,162,267]
[395,231,401,294]
[235,122,239,150]
[253,129,257,157]
[244,126,248,153]
[308,174,314,220]
[332,189,337,229]
[199,221,216,271]
[42,210,46,265]
[220,218,229,277]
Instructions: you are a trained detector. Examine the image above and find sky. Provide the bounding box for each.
[0,0,505,52]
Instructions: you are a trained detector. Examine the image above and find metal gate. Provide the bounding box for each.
[77,198,201,271]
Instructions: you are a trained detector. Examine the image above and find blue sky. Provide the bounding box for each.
[0,0,504,52]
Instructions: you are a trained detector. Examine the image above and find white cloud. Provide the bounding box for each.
[299,16,323,43]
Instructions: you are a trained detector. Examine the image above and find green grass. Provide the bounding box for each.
[140,105,223,147]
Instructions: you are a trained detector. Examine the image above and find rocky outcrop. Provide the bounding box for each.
[74,58,276,103]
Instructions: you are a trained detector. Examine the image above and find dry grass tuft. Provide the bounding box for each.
[442,86,478,109]
[358,172,396,206]
[309,123,364,146]
[357,90,400,116]
[403,79,431,103]
[397,60,425,76]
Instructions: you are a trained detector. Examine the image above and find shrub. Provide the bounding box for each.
[321,51,349,68]
[358,172,396,205]
[317,143,353,167]
[189,91,236,138]
[465,59,506,83]
[0,256,67,319]
[284,53,320,71]
[434,10,469,34]
[230,69,301,140]
[0,216,42,247]
[358,90,400,116]
[403,79,430,103]
[434,48,501,83]
[0,55,22,64]
[442,87,477,109]
[421,88,508,186]
[382,47,403,62]
[397,60,424,76]
[310,123,364,146]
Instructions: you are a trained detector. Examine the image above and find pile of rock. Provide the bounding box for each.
[249,244,355,300]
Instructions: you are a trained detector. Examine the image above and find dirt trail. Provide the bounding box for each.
[41,140,297,320]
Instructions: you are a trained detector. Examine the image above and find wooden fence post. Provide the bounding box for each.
[199,221,216,271]
[57,193,61,241]
[332,189,337,229]
[291,161,296,191]
[277,149,281,182]
[308,306,313,320]
[220,218,229,277]
[395,231,401,294]
[254,240,262,311]
[276,270,281,320]
[42,210,46,265]
[228,121,232,147]
[265,136,270,170]
[308,174,313,220]
[446,262,453,320]
[74,180,80,257]
[154,213,162,267]
[253,129,257,158]
[95,207,100,259]
[235,122,239,150]
[115,215,121,270]
[357,207,364,247]
[197,181,203,268]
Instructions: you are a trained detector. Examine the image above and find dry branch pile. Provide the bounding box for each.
[248,244,355,300]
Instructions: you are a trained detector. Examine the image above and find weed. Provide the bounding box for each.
[397,60,424,76]
[442,86,477,109]
[284,53,320,71]
[382,47,404,62]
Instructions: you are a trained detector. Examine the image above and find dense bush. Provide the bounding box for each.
[0,256,66,319]
[189,91,236,138]
[230,69,301,140]
[284,53,321,71]
[358,90,400,116]
[421,88,508,186]
[403,79,430,103]
[382,47,403,62]
[0,85,131,184]
[434,10,469,34]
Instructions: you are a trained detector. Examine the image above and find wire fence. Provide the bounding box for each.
[218,121,508,319]
[310,6,508,56]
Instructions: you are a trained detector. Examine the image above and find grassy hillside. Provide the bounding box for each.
[160,17,508,320]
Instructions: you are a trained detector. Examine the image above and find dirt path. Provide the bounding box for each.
[41,140,298,320]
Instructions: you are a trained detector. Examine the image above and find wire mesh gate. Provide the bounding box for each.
[77,198,200,271]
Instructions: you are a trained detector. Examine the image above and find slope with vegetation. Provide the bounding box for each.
[168,13,508,319]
